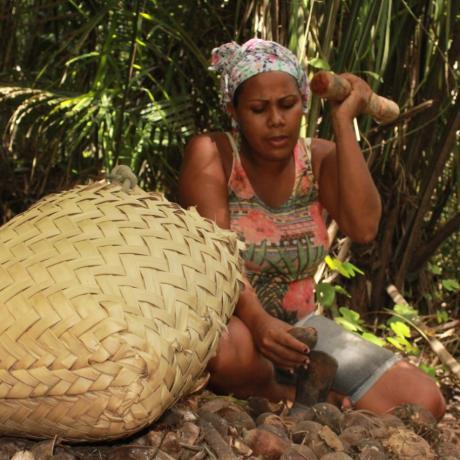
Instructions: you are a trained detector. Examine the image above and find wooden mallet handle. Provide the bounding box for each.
[310,71,400,124]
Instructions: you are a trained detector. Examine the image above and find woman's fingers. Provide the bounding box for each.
[281,331,311,354]
[262,346,309,370]
[329,73,373,118]
[339,73,371,92]
[252,315,312,370]
[259,334,310,369]
[264,317,311,352]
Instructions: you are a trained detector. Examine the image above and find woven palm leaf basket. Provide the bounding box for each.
[0,171,243,441]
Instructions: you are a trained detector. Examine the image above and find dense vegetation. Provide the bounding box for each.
[0,0,458,318]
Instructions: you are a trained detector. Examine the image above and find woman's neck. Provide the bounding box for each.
[239,134,292,174]
[238,133,296,208]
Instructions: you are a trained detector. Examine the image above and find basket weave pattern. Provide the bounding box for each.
[0,183,243,440]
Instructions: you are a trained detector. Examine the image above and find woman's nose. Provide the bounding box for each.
[268,107,284,127]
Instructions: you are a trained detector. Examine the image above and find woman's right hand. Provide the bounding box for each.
[329,73,373,120]
[251,312,310,372]
[234,279,310,372]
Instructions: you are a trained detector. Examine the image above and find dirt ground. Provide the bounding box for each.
[1,374,459,460]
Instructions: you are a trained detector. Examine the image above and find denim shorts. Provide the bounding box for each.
[286,314,402,404]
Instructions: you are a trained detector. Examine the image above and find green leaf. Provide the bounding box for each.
[361,332,386,347]
[339,306,361,323]
[334,285,351,298]
[436,309,449,324]
[316,282,336,307]
[390,320,411,338]
[342,261,365,276]
[427,262,442,275]
[419,363,437,379]
[335,317,361,332]
[360,70,383,83]
[323,257,364,278]
[309,57,331,70]
[336,307,364,331]
[386,336,405,351]
[324,256,351,278]
[403,338,419,355]
[387,335,419,355]
[442,279,460,292]
[65,51,100,67]
[324,255,338,270]
[423,292,433,301]
[140,12,154,21]
[393,303,419,320]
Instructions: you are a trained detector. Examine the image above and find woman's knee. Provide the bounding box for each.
[392,361,445,419]
[207,316,273,386]
[357,360,446,420]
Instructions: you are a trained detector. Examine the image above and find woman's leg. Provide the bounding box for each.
[354,360,446,420]
[296,315,446,419]
[207,316,295,402]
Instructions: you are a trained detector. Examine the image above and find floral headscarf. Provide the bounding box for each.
[210,38,309,112]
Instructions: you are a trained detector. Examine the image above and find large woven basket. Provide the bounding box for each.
[0,181,243,440]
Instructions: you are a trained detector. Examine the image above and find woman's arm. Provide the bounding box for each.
[179,133,230,227]
[312,74,382,243]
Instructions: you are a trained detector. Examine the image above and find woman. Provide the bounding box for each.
[179,38,445,419]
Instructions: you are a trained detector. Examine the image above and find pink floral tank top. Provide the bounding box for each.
[226,132,329,324]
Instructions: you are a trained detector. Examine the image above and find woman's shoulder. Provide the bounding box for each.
[309,137,335,156]
[184,131,233,178]
[185,131,233,158]
[179,131,233,226]
[298,137,335,158]
[303,137,335,180]
[308,137,336,179]
[185,131,222,157]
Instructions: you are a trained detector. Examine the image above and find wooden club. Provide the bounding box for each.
[310,71,400,124]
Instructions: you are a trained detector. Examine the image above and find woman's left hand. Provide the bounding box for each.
[329,73,373,120]
[251,313,310,372]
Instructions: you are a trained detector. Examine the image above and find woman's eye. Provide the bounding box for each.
[281,100,297,109]
[250,107,265,113]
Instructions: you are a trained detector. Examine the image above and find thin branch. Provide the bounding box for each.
[387,284,460,380]
[366,100,434,135]
[409,212,460,270]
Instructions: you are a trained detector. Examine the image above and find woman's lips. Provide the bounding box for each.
[267,136,289,147]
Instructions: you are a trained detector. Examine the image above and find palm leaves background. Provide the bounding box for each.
[0,0,458,313]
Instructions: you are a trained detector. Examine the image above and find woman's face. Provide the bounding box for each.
[229,71,304,161]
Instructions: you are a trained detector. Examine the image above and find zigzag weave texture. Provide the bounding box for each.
[0,182,243,440]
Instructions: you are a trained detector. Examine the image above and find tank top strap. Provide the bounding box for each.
[224,131,240,161]
[302,137,312,163]
[300,137,312,168]
[299,137,317,186]
[226,131,255,198]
